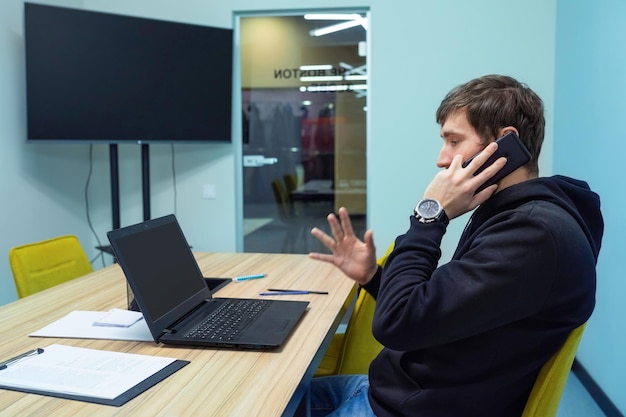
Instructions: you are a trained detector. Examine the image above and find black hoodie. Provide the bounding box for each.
[362,175,603,417]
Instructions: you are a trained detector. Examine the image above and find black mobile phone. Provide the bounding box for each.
[462,131,531,194]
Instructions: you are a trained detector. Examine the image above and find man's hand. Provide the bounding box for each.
[309,207,378,285]
[424,142,507,219]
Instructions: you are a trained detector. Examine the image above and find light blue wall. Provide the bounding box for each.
[0,0,557,304]
[80,0,557,261]
[1,0,620,412]
[555,0,626,413]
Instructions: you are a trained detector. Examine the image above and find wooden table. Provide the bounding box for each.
[0,252,356,417]
[290,179,367,203]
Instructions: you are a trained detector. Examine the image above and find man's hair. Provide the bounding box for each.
[435,74,545,175]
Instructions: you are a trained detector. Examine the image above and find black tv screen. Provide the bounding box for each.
[24,3,233,143]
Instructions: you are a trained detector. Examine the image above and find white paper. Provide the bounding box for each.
[93,309,144,327]
[0,344,176,399]
[30,311,154,342]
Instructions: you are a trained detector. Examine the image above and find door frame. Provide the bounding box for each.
[233,9,371,252]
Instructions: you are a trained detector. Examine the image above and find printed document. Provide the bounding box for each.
[0,344,176,400]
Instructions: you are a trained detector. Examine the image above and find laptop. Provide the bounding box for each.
[106,214,309,350]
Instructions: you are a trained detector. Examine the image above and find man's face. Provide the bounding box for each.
[437,109,486,169]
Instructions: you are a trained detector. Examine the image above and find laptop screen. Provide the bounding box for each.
[110,216,207,322]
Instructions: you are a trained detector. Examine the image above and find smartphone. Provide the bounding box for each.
[462,131,531,194]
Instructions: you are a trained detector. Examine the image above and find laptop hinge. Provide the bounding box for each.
[163,299,212,334]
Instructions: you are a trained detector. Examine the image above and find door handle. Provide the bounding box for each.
[243,155,279,167]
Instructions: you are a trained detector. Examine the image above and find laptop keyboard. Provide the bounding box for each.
[186,299,271,342]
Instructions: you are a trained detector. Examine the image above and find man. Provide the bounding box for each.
[308,74,603,417]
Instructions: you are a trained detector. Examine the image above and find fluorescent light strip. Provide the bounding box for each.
[304,13,362,21]
[310,19,363,37]
[301,85,349,92]
[300,75,343,82]
[299,84,368,92]
[299,64,333,71]
[344,75,367,81]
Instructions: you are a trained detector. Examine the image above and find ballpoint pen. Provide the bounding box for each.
[260,289,329,295]
[232,273,266,282]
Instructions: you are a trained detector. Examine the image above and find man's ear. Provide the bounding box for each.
[499,126,519,138]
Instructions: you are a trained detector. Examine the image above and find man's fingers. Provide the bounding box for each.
[311,227,336,249]
[363,229,374,248]
[308,252,335,263]
[470,183,498,208]
[463,141,499,171]
[472,156,507,188]
[338,207,355,236]
[327,212,345,241]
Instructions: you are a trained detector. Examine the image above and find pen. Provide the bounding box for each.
[232,273,266,282]
[267,288,329,294]
[260,291,310,295]
[0,348,44,370]
[261,289,329,295]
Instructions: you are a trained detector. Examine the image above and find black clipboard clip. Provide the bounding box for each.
[0,348,44,370]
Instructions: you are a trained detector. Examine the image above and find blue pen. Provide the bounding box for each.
[267,288,329,295]
[259,291,311,296]
[232,274,266,282]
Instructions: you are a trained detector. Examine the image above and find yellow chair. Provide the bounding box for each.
[315,243,393,376]
[521,323,586,417]
[316,238,587,416]
[9,235,93,298]
[271,178,293,219]
[283,173,299,195]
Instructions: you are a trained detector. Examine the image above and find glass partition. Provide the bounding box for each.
[239,13,368,254]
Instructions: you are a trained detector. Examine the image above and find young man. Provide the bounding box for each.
[308,74,604,417]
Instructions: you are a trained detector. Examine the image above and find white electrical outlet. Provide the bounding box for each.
[202,184,216,199]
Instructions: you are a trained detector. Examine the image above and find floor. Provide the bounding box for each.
[558,373,607,417]
[244,205,607,417]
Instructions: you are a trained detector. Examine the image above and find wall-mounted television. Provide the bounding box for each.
[24,3,233,143]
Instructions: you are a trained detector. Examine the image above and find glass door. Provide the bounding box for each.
[239,12,368,254]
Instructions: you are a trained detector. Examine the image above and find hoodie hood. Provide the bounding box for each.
[478,175,604,261]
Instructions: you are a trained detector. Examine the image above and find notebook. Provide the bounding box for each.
[106,214,309,350]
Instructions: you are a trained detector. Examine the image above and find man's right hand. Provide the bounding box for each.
[309,207,378,286]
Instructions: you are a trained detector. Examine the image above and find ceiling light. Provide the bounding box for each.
[309,19,364,37]
[299,84,368,93]
[300,75,343,82]
[304,13,362,21]
[299,64,333,71]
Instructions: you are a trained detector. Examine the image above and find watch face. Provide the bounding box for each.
[417,199,441,218]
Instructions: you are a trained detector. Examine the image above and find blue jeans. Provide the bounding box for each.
[310,375,376,417]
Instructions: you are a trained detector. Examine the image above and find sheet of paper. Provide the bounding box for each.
[93,309,144,327]
[0,344,176,399]
[30,311,154,342]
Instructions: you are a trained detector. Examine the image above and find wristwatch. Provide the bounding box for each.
[414,198,449,226]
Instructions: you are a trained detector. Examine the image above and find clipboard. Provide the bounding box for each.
[0,360,189,406]
[0,344,190,407]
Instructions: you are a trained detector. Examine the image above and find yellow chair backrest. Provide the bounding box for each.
[271,178,292,219]
[521,323,586,417]
[335,289,381,374]
[334,242,395,374]
[310,242,392,376]
[317,239,585,415]
[283,173,298,194]
[9,235,93,298]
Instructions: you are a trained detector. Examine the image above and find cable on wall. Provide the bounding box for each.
[85,144,105,268]
[171,144,177,216]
